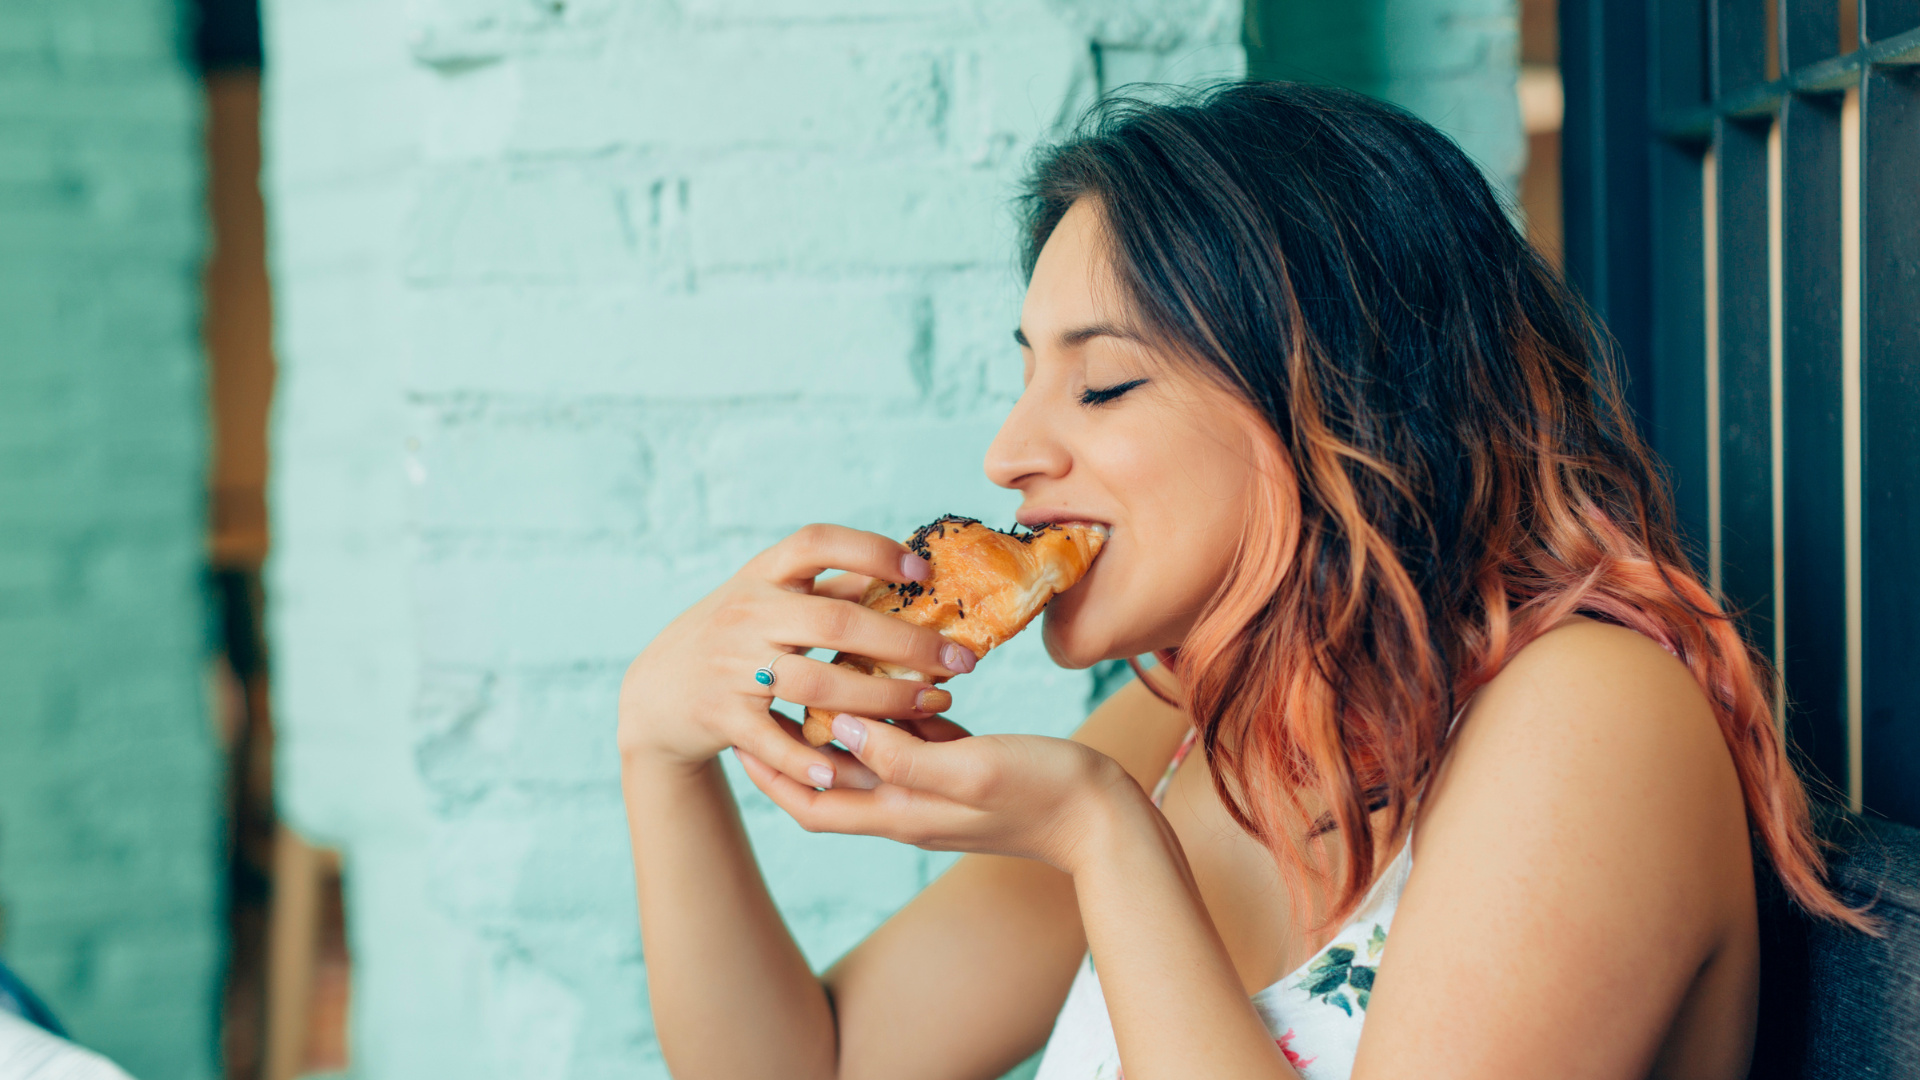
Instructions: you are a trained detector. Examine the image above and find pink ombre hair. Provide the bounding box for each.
[1023,83,1868,932]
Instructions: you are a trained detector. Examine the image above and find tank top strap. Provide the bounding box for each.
[1149,727,1200,809]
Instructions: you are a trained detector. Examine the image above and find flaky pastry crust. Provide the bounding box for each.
[800,515,1106,747]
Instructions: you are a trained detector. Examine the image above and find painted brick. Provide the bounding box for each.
[403,167,661,285]
[697,413,1020,535]
[410,402,654,540]
[405,278,931,399]
[0,2,219,1077]
[690,162,1015,272]
[266,1,1244,1076]
[499,42,957,156]
[683,0,975,22]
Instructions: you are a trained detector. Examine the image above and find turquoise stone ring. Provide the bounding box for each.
[754,655,786,689]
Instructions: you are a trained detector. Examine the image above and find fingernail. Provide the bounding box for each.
[806,764,834,789]
[941,643,976,674]
[916,688,952,713]
[899,553,931,582]
[832,714,867,754]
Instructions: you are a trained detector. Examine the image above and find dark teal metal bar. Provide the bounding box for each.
[1658,23,1920,138]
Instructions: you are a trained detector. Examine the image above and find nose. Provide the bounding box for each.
[985,386,1071,491]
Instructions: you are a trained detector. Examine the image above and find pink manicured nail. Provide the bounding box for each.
[941,643,976,674]
[806,764,834,788]
[832,714,867,754]
[899,553,931,581]
[916,687,952,713]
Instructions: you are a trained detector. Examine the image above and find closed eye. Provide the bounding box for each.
[1078,378,1148,407]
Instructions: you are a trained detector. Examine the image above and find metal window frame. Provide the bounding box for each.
[1563,0,1920,826]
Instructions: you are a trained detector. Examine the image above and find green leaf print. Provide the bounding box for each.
[1299,929,1387,1015]
[1302,946,1355,996]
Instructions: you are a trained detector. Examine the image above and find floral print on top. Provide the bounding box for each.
[1034,728,1414,1080]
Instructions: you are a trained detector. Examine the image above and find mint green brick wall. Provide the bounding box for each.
[1247,0,1524,191]
[0,2,220,1077]
[263,2,1236,1076]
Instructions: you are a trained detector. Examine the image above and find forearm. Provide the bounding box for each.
[1070,789,1299,1080]
[624,751,836,1079]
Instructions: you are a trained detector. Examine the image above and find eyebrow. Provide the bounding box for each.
[1011,323,1141,349]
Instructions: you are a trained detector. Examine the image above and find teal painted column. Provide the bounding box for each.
[0,1,221,1077]
[263,1,1237,1076]
[1247,0,1525,192]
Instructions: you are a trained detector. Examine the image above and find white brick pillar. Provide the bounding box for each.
[264,2,1239,1075]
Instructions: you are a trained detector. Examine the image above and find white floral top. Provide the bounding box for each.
[1033,729,1414,1080]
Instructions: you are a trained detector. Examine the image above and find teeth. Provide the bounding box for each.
[1029,519,1111,537]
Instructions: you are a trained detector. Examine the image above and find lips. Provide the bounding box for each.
[1017,510,1112,536]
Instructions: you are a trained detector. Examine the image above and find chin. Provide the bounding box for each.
[1040,611,1099,670]
[1039,585,1126,670]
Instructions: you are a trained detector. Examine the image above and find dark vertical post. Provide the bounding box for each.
[1561,0,1653,425]
[1712,0,1768,92]
[1859,63,1920,823]
[1779,0,1841,69]
[1710,0,1774,649]
[1712,115,1775,651]
[1645,0,1711,565]
[1865,0,1920,40]
[1778,92,1847,794]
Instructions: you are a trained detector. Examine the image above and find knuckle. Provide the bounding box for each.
[792,522,835,554]
[894,683,926,714]
[953,762,995,803]
[879,747,916,789]
[809,600,855,644]
[889,622,926,658]
[784,665,826,702]
[710,594,756,630]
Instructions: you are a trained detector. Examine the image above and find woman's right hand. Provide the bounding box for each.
[617,523,979,787]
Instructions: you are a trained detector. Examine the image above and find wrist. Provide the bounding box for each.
[620,737,721,787]
[1059,764,1164,878]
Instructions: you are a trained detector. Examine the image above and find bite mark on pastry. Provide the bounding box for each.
[801,515,1107,747]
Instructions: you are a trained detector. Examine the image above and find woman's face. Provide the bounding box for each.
[986,199,1262,668]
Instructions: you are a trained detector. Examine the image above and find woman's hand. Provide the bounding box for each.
[617,524,980,786]
[735,713,1145,874]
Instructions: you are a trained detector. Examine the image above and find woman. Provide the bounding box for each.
[618,83,1865,1080]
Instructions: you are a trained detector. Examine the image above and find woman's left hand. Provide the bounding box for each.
[735,712,1138,874]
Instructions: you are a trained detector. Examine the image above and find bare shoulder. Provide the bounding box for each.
[1358,617,1760,1077]
[1435,617,1736,818]
[1070,670,1190,794]
[1417,614,1753,940]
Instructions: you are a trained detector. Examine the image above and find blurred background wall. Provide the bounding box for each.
[0,0,1537,1077]
[259,2,1243,1078]
[1248,0,1527,193]
[0,2,222,1077]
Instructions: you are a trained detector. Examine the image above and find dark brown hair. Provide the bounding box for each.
[1021,81,1864,930]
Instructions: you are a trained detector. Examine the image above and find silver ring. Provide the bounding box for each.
[753,653,791,690]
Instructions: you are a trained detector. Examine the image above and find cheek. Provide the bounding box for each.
[1045,424,1259,660]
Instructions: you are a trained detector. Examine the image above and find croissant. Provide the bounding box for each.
[801,515,1108,747]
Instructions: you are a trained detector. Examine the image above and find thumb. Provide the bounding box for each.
[828,713,962,793]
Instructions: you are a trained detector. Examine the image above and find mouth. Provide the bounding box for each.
[1017,510,1112,537]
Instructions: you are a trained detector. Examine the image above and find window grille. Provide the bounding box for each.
[1562,0,1920,826]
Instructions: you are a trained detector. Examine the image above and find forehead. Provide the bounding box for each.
[1021,200,1130,332]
